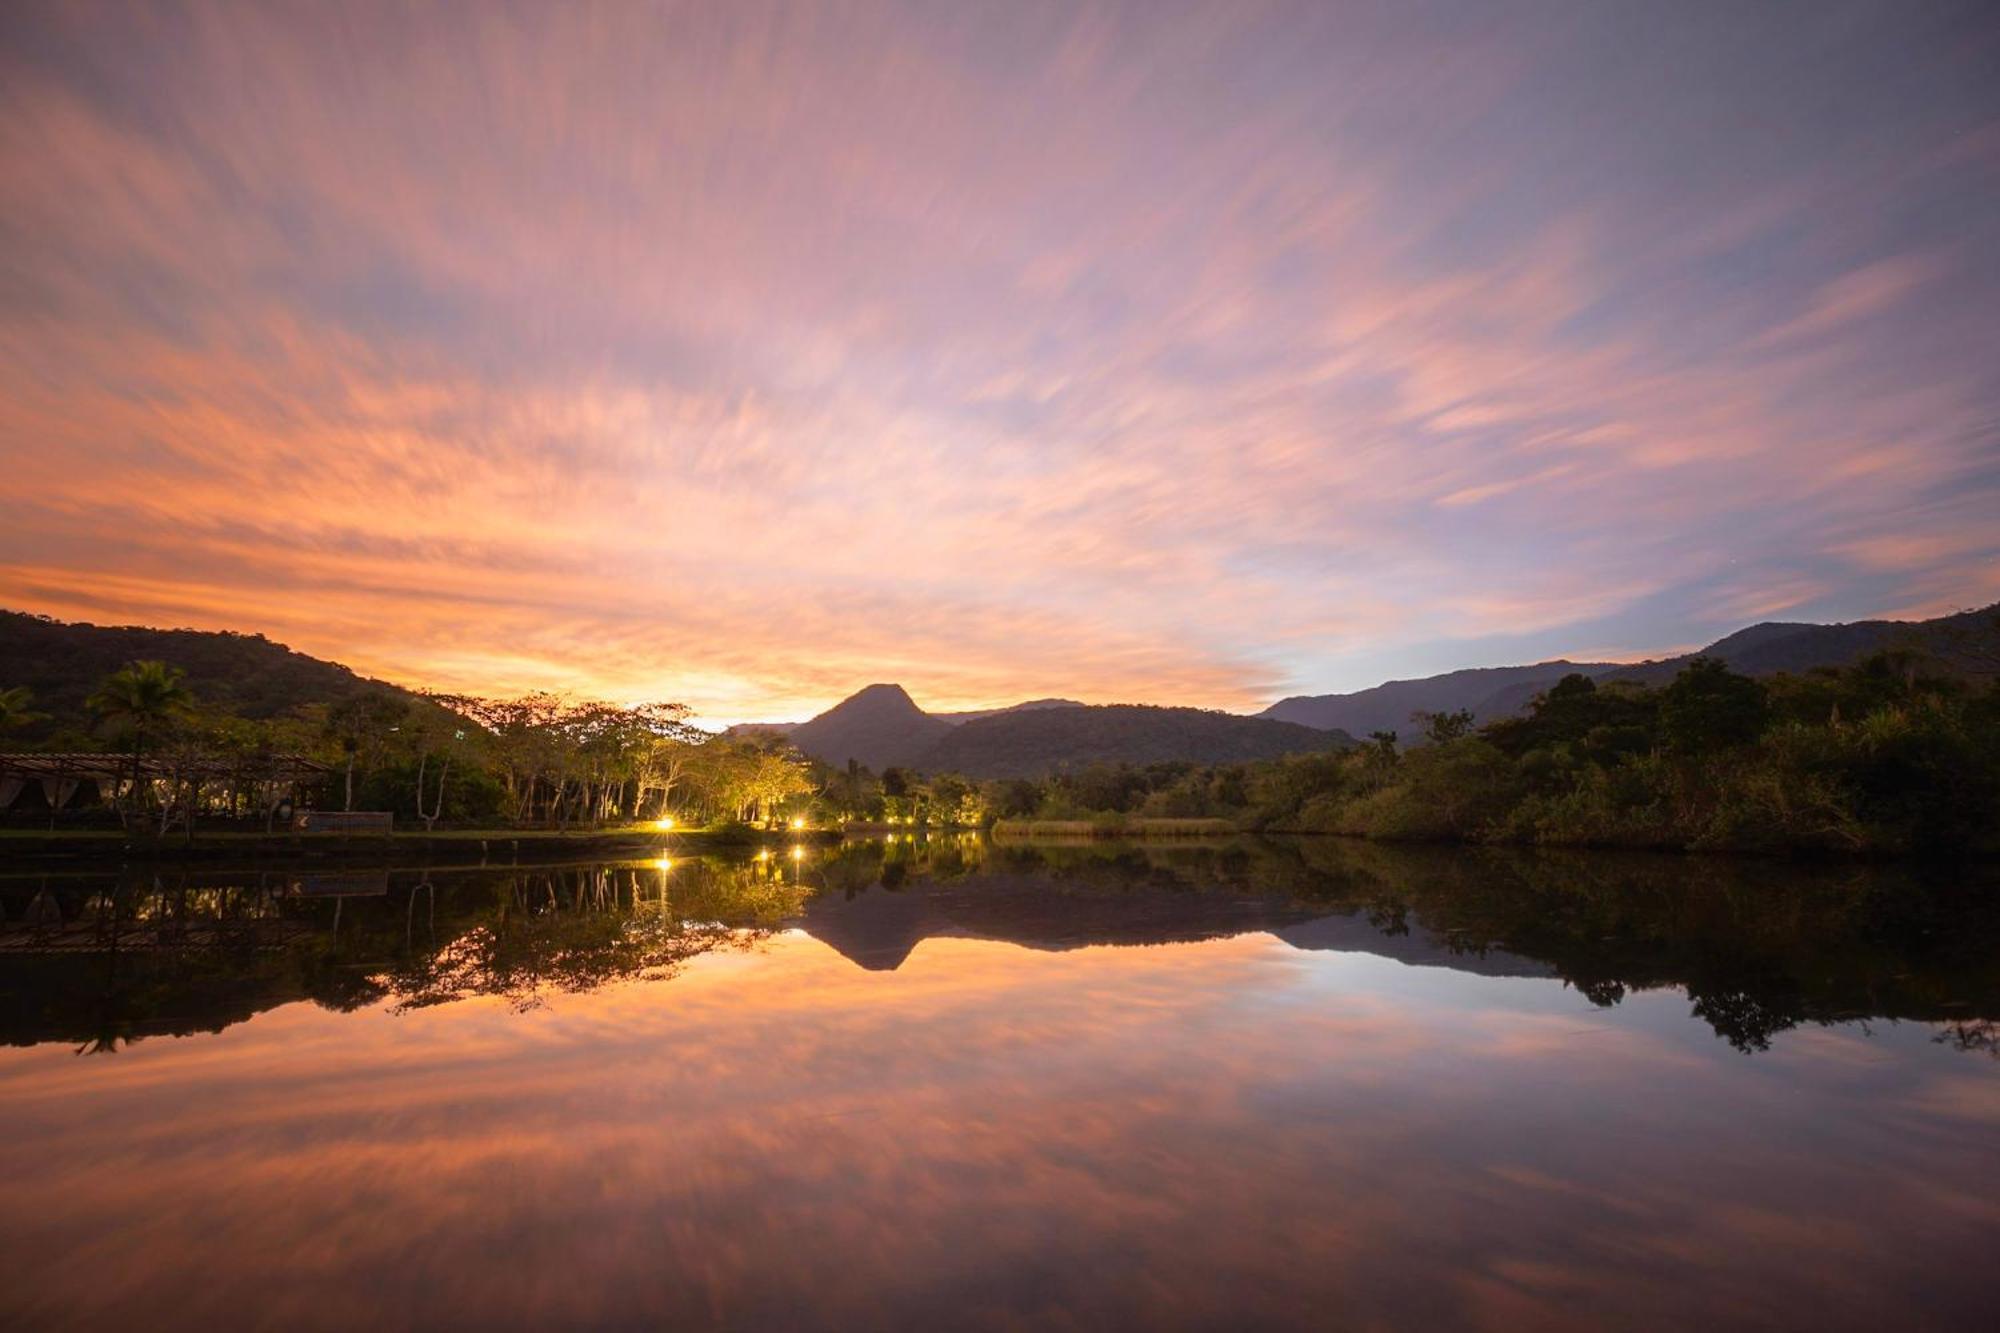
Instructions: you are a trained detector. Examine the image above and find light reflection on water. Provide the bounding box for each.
[0,838,1996,1330]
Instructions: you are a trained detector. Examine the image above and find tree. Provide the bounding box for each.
[1415,708,1475,744]
[928,773,981,825]
[0,685,44,732]
[409,720,466,832]
[86,661,196,823]
[432,693,702,826]
[324,692,410,811]
[749,747,813,825]
[1529,673,1601,739]
[1660,658,1769,756]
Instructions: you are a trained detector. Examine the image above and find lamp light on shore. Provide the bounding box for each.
[790,816,806,831]
[654,816,676,832]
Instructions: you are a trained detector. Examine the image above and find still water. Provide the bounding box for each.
[2,837,1996,1330]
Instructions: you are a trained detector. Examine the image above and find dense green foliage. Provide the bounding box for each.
[1,663,823,833]
[966,651,2000,856]
[0,610,429,727]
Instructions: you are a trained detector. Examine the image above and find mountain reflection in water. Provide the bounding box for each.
[1,837,1996,1330]
[5,837,1995,1056]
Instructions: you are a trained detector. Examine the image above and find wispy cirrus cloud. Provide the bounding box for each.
[1,2,1996,721]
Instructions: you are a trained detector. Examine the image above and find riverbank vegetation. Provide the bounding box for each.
[5,631,1995,857]
[979,650,2000,856]
[1,665,825,834]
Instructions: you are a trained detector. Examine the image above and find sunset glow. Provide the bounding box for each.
[2,3,1995,723]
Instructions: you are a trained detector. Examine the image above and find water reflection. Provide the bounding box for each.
[819,835,2000,1055]
[3,838,1998,1058]
[1,839,1997,1329]
[0,859,810,1049]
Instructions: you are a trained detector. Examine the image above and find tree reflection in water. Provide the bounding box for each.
[1,835,1996,1056]
[0,857,813,1047]
[383,861,809,1011]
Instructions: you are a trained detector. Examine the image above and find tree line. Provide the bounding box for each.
[0,659,1005,833]
[7,640,1996,854]
[0,664,823,833]
[982,650,2000,856]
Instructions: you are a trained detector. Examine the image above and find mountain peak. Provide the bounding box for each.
[787,683,951,771]
[847,682,920,706]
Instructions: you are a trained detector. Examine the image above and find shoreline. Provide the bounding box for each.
[3,819,1988,868]
[0,824,845,869]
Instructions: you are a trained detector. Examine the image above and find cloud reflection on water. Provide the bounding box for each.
[0,923,1994,1331]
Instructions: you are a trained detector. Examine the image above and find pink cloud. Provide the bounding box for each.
[1,4,1995,713]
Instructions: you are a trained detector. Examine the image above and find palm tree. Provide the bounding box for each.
[87,661,195,823]
[0,685,44,733]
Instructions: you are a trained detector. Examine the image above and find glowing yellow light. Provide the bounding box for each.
[790,846,804,861]
[654,817,676,831]
[790,817,806,831]
[755,849,770,862]
[652,857,675,873]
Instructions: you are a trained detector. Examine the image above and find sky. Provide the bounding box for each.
[2,1,1997,725]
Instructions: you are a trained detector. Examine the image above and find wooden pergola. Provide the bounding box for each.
[0,752,332,812]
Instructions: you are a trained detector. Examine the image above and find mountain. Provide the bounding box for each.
[723,695,1084,745]
[0,610,433,737]
[933,697,1084,724]
[1260,602,2000,736]
[1600,604,2000,687]
[777,687,1354,776]
[783,683,955,771]
[1260,660,1620,737]
[718,721,795,741]
[911,704,1351,778]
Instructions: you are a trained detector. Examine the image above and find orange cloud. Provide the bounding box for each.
[2,3,1996,715]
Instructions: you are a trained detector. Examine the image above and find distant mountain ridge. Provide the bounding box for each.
[722,695,1083,745]
[911,704,1350,778]
[1596,607,1998,684]
[1260,603,1999,737]
[934,698,1084,724]
[1261,660,1620,737]
[775,686,1350,775]
[0,610,433,734]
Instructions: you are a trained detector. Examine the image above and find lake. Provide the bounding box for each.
[2,836,1997,1330]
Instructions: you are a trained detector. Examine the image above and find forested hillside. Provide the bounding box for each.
[1261,603,2000,737]
[913,704,1352,778]
[0,611,429,740]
